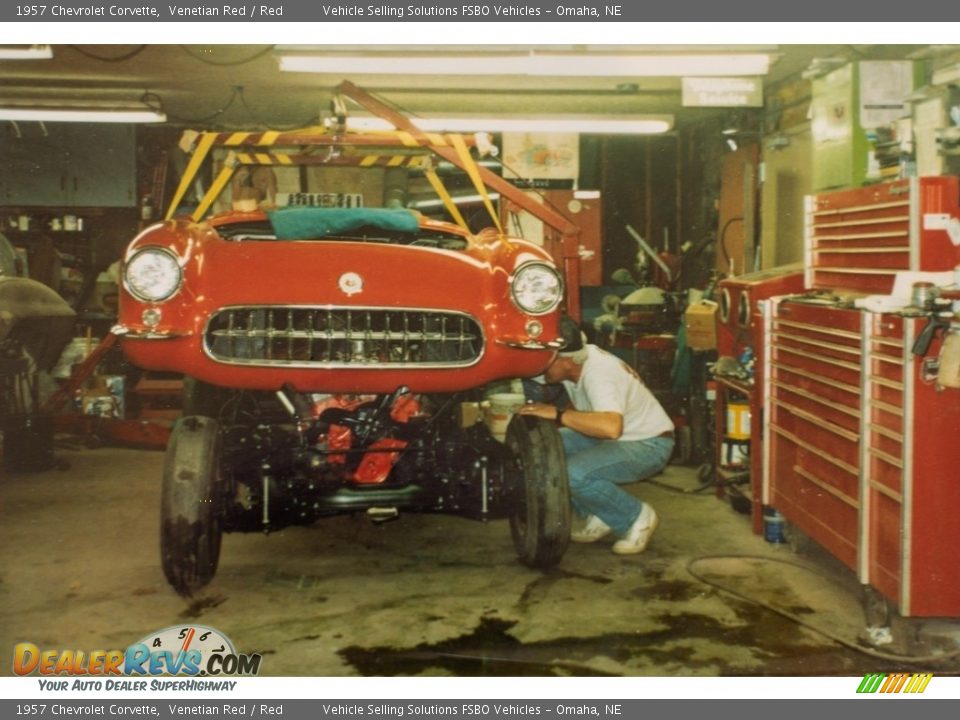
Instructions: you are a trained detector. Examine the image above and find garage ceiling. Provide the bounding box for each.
[0,44,937,131]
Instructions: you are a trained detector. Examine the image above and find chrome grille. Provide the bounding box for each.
[204,306,483,367]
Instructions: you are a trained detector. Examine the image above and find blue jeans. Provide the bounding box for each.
[560,429,674,536]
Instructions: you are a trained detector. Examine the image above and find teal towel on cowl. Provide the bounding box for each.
[267,207,420,240]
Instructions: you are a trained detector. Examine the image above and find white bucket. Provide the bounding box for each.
[484,392,526,442]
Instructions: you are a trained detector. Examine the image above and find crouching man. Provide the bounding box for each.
[518,316,674,554]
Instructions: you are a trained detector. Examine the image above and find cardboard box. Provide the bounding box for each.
[81,375,125,418]
[684,300,718,351]
[83,394,122,418]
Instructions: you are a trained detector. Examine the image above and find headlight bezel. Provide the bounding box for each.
[509,261,564,316]
[123,246,183,304]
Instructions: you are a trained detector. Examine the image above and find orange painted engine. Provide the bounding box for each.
[311,392,423,484]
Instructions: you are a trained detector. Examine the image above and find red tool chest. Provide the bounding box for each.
[714,266,806,534]
[805,175,960,294]
[710,176,960,617]
[764,298,960,617]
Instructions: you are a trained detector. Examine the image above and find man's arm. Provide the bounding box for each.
[517,403,623,439]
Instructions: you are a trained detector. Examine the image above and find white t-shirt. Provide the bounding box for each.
[562,345,674,441]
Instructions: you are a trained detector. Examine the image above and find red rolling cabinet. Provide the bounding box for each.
[764,298,960,617]
[805,176,960,294]
[713,266,805,534]
[716,264,806,351]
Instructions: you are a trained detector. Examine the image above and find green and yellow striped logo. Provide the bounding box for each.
[857,673,933,694]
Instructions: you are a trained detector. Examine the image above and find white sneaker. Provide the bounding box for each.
[570,515,612,543]
[612,504,659,555]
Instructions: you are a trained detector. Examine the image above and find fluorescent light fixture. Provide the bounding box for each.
[0,105,166,123]
[280,51,772,77]
[335,115,672,135]
[0,45,53,60]
[413,193,501,209]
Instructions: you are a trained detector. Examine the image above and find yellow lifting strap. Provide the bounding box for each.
[423,168,470,233]
[166,131,218,221]
[449,133,502,234]
[191,152,239,222]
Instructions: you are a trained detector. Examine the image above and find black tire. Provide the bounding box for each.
[506,414,571,568]
[161,415,224,596]
[182,377,226,419]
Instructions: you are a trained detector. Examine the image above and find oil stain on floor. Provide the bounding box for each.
[336,600,892,677]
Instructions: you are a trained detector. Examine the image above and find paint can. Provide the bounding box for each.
[763,507,786,544]
[726,403,751,439]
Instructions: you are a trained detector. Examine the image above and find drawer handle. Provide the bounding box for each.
[793,466,859,509]
[770,423,859,476]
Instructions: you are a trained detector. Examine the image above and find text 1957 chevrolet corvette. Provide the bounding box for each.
[117,205,572,594]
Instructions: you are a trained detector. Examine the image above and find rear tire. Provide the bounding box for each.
[161,415,224,596]
[506,414,571,568]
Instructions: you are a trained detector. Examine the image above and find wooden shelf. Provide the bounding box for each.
[714,374,754,396]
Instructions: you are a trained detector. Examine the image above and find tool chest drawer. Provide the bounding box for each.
[767,301,863,570]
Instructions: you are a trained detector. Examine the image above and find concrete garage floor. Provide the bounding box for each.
[2,443,959,677]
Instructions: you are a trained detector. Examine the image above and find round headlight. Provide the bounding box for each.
[124,247,182,303]
[510,262,563,315]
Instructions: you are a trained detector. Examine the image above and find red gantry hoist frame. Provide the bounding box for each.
[163,80,585,320]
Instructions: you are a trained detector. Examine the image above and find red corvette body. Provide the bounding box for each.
[117,208,563,394]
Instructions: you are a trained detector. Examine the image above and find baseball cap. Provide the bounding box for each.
[557,315,587,356]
